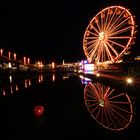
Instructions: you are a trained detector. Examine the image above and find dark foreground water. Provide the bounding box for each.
[0,72,140,139]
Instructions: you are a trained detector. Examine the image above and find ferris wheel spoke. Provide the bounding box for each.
[85,36,98,40]
[101,11,105,31]
[107,93,126,100]
[86,88,97,97]
[107,106,126,127]
[86,91,99,100]
[108,39,125,49]
[97,83,104,97]
[91,104,100,114]
[87,86,99,99]
[108,36,131,39]
[104,86,111,98]
[105,7,118,32]
[86,99,98,102]
[85,93,96,100]
[108,103,132,114]
[106,41,119,57]
[107,100,130,104]
[102,47,105,62]
[96,44,104,63]
[107,9,128,33]
[87,30,99,37]
[89,42,100,60]
[104,107,110,128]
[107,7,123,28]
[108,103,131,122]
[87,102,99,108]
[86,40,98,51]
[95,106,102,119]
[108,18,131,36]
[84,39,96,46]
[105,107,117,129]
[91,84,101,98]
[109,26,132,37]
[84,44,96,54]
[97,83,104,98]
[90,24,100,34]
[88,47,96,57]
[101,106,104,124]
[94,18,102,33]
[126,94,133,105]
[103,8,110,32]
[104,43,114,61]
[105,88,115,99]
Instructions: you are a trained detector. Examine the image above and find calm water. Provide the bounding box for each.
[0,72,140,139]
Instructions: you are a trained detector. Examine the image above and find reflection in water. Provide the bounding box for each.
[63,75,69,80]
[24,80,28,88]
[2,90,6,96]
[0,73,74,96]
[10,85,13,94]
[29,80,31,86]
[16,85,19,91]
[24,79,31,88]
[79,75,92,85]
[1,75,44,95]
[9,75,12,83]
[38,74,43,83]
[52,74,55,82]
[84,82,133,131]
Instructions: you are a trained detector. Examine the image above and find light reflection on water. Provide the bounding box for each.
[0,73,72,95]
[84,82,134,131]
[0,72,139,138]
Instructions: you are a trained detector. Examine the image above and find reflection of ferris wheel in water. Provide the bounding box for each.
[84,82,133,131]
[83,6,136,64]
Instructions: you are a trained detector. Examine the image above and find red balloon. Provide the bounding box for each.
[34,105,44,117]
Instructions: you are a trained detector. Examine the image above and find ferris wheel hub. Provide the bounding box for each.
[99,32,105,41]
[99,98,105,107]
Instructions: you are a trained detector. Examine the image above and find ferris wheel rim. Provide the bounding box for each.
[83,5,136,64]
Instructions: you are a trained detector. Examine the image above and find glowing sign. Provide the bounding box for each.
[84,64,94,71]
[83,60,88,64]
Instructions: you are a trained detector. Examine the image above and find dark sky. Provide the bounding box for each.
[0,0,139,63]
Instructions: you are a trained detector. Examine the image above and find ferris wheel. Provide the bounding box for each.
[84,82,133,131]
[83,6,136,65]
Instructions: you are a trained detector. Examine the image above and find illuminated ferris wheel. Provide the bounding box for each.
[83,6,136,65]
[84,82,133,131]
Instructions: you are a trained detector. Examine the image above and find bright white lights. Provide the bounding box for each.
[8,62,12,68]
[96,73,100,77]
[99,32,105,41]
[84,64,94,71]
[126,78,133,84]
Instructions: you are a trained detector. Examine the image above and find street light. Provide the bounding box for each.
[0,49,3,56]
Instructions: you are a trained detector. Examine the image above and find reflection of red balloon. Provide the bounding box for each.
[34,105,44,117]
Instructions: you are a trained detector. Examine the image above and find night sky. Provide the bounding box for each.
[0,0,139,63]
